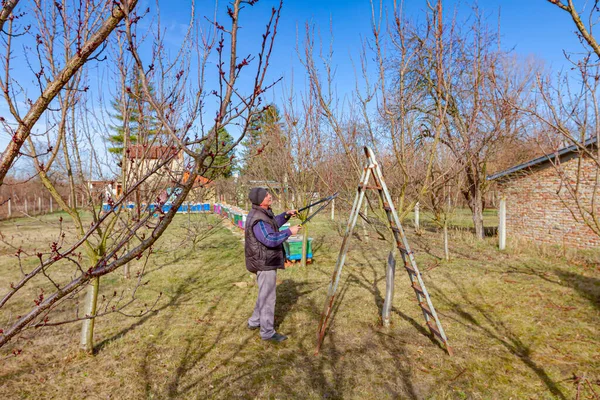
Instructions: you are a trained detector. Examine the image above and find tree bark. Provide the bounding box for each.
[443,220,450,261]
[300,225,309,267]
[80,276,100,353]
[382,248,396,327]
[464,167,485,240]
[468,188,485,240]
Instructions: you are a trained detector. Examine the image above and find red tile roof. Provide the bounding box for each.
[126,145,180,160]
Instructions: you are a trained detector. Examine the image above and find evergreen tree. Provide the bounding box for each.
[241,104,283,174]
[205,127,236,179]
[108,75,160,155]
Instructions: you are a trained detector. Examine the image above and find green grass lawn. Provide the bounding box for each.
[0,211,598,399]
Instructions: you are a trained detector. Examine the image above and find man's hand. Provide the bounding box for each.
[289,225,302,235]
[286,209,298,217]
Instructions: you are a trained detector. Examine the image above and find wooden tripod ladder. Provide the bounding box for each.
[315,146,452,355]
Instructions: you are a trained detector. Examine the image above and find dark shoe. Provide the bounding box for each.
[247,323,260,330]
[263,332,287,342]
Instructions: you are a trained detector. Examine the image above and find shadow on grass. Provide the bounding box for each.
[274,279,319,330]
[162,289,255,399]
[495,260,600,309]
[348,243,443,352]
[94,267,207,354]
[320,245,425,398]
[311,233,328,254]
[163,273,424,400]
[430,275,568,399]
[477,258,564,288]
[152,276,354,399]
[555,270,600,311]
[128,223,438,399]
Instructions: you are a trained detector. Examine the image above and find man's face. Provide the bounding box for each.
[260,191,273,208]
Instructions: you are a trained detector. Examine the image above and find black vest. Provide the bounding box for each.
[245,205,285,273]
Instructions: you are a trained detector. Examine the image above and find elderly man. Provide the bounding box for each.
[245,187,301,342]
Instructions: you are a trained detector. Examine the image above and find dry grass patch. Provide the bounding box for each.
[0,212,598,399]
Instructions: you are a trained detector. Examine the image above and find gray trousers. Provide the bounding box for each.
[248,269,277,339]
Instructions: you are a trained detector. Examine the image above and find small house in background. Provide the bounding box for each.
[114,145,184,197]
[488,137,599,249]
[126,144,184,178]
[87,180,118,201]
[183,171,216,203]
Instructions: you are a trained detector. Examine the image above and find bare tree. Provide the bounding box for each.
[297,0,445,235]
[421,152,462,260]
[0,0,282,353]
[521,0,600,238]
[0,0,139,186]
[414,4,536,240]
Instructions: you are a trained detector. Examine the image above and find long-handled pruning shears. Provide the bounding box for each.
[297,192,338,226]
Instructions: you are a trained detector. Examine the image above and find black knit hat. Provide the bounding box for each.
[249,187,268,205]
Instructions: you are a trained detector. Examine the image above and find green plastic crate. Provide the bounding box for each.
[284,237,313,260]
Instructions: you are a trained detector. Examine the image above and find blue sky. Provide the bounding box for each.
[199,0,587,138]
[0,0,591,171]
[156,0,587,127]
[251,0,586,100]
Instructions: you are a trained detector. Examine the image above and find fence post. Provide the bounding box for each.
[8,198,11,217]
[25,199,28,214]
[50,197,53,213]
[499,196,506,250]
[38,197,41,213]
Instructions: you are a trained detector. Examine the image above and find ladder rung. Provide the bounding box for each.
[412,282,425,296]
[358,184,382,190]
[427,321,443,340]
[404,264,416,274]
[420,301,434,317]
[317,152,452,357]
[397,245,409,255]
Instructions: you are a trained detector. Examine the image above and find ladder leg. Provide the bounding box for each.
[366,147,453,355]
[317,147,452,356]
[316,167,370,354]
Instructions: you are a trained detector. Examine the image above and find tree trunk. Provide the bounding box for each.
[465,181,485,240]
[331,198,335,220]
[471,196,484,240]
[443,220,450,261]
[80,276,100,353]
[414,202,420,233]
[0,0,140,186]
[300,226,309,267]
[382,248,396,327]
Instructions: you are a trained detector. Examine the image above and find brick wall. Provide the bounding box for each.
[499,154,600,249]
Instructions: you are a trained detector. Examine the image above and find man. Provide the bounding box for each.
[245,187,301,342]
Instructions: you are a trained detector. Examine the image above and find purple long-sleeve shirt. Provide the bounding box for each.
[252,211,292,247]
